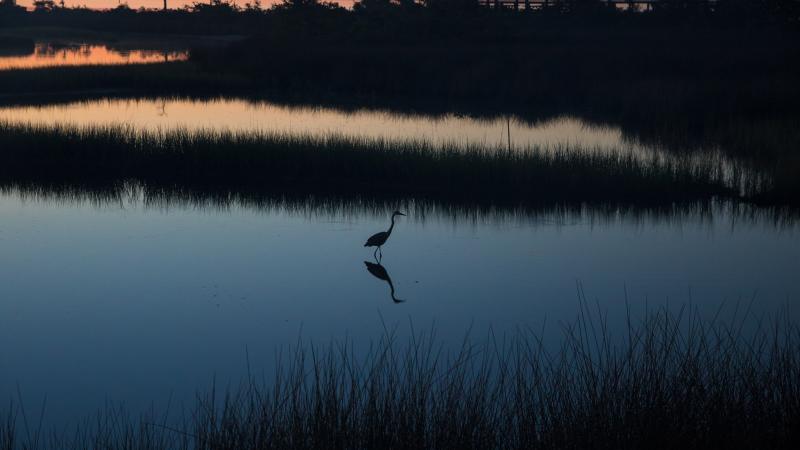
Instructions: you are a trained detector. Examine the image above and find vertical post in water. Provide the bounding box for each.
[507,117,511,153]
[163,0,167,10]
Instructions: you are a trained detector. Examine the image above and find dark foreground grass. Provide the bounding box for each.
[1,306,798,450]
[0,122,745,208]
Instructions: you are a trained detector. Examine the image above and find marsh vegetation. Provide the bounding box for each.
[2,306,798,450]
[1,5,797,203]
[0,122,746,206]
[0,3,798,448]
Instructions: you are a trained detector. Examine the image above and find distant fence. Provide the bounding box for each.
[477,0,718,10]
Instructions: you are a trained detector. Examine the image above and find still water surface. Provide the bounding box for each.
[0,43,188,70]
[0,191,798,428]
[0,94,794,429]
[0,96,752,192]
[0,97,641,151]
[0,96,737,170]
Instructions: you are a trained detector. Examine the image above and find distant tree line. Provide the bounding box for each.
[0,0,797,34]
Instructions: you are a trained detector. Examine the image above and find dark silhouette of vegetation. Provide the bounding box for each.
[190,4,800,207]
[195,5,799,137]
[3,173,799,230]
[0,1,797,41]
[0,122,746,209]
[1,305,798,449]
[2,4,797,192]
[1,2,798,204]
[1,6,798,449]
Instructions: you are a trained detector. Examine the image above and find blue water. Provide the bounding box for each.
[1,192,798,428]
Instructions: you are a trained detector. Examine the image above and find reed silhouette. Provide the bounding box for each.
[1,305,798,450]
[364,211,405,259]
[364,259,405,303]
[2,122,787,209]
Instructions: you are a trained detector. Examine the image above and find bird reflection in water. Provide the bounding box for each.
[364,259,405,303]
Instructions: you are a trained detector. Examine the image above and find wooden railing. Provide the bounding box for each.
[477,0,716,10]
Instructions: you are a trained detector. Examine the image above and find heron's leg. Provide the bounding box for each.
[374,247,379,259]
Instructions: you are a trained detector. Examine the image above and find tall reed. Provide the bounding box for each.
[0,122,742,207]
[1,304,798,450]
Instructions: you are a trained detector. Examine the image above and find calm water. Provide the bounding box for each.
[0,95,795,429]
[0,96,739,170]
[0,97,641,151]
[1,190,798,427]
[0,42,187,70]
[0,96,752,194]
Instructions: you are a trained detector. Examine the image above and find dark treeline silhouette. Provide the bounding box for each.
[191,1,799,119]
[0,0,798,35]
[189,1,800,204]
[2,0,799,204]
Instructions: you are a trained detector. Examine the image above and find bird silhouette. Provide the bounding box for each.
[364,211,405,260]
[364,260,405,303]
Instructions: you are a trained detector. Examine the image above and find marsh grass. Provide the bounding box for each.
[0,122,744,208]
[2,304,798,450]
[4,181,800,232]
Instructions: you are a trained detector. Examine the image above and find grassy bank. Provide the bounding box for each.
[1,306,798,449]
[194,8,800,124]
[2,9,797,129]
[1,10,797,191]
[0,26,242,49]
[0,122,744,208]
[1,21,794,196]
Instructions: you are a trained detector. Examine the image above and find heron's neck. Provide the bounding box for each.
[386,276,401,302]
[387,216,396,234]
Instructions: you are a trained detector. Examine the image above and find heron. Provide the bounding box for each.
[364,211,405,259]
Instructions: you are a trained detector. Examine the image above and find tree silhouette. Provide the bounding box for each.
[32,0,56,12]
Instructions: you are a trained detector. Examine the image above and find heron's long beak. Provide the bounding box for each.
[398,212,406,216]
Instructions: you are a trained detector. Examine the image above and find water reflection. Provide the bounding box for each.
[364,259,405,303]
[2,181,798,230]
[1,182,798,431]
[0,97,702,156]
[0,96,748,189]
[0,43,188,70]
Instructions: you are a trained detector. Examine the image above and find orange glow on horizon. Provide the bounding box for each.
[0,97,656,156]
[0,43,187,70]
[13,0,355,10]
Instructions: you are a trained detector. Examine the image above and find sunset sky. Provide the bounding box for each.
[14,0,355,9]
